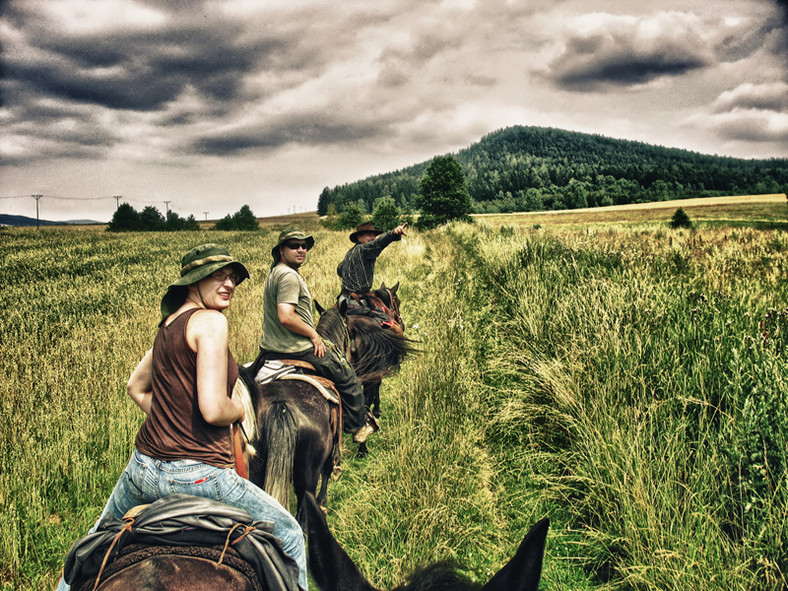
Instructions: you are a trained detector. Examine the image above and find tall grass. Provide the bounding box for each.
[453,222,788,589]
[1,221,786,590]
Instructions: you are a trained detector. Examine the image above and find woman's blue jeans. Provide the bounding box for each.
[57,449,307,590]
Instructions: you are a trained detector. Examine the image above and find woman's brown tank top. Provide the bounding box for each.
[135,308,237,468]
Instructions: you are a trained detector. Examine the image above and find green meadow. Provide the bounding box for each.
[1,205,786,589]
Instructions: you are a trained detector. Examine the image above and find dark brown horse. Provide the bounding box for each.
[238,365,341,528]
[76,545,263,591]
[236,303,367,526]
[332,282,416,455]
[79,493,548,591]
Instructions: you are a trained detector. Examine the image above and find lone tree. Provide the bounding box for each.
[213,204,259,231]
[372,196,400,232]
[670,207,693,229]
[336,202,365,230]
[417,154,473,230]
[107,203,140,232]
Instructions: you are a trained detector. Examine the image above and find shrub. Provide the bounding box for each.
[671,207,693,229]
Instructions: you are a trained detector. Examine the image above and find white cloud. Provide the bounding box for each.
[39,0,167,34]
[713,82,788,113]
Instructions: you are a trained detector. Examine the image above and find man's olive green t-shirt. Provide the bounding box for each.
[260,263,314,353]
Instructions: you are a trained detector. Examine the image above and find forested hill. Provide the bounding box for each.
[317,126,788,215]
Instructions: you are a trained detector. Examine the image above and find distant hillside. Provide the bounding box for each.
[0,214,64,227]
[317,126,788,215]
[0,214,103,227]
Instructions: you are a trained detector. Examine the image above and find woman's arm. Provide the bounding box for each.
[278,302,326,357]
[127,349,154,414]
[188,310,245,426]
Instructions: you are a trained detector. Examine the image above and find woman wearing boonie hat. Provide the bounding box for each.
[56,244,307,591]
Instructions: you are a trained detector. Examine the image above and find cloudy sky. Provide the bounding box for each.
[1,0,786,222]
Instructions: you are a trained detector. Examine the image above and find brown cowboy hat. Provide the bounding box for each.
[349,221,383,243]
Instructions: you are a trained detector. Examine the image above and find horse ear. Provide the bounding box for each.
[481,518,549,591]
[391,282,399,294]
[315,299,325,315]
[303,493,379,591]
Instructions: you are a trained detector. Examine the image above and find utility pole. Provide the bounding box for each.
[113,195,122,210]
[163,200,171,218]
[32,194,42,230]
[203,212,209,221]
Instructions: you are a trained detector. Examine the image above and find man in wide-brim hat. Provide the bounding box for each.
[257,228,377,443]
[337,221,408,304]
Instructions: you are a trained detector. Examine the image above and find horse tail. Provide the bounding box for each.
[261,400,296,511]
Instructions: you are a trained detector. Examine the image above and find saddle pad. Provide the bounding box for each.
[64,494,299,591]
[277,374,340,405]
[253,360,298,383]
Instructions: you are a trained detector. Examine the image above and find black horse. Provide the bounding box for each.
[304,493,548,591]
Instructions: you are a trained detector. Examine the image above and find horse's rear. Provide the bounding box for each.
[250,378,340,525]
[81,545,261,591]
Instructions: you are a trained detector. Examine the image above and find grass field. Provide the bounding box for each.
[1,195,786,590]
[477,193,788,228]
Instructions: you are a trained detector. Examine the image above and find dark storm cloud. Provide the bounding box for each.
[553,52,707,90]
[191,114,389,155]
[546,13,713,92]
[6,27,285,111]
[1,0,322,116]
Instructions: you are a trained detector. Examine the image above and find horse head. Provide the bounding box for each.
[372,282,403,329]
[303,493,548,591]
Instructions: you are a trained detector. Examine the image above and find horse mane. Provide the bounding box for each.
[347,314,415,382]
[315,306,348,347]
[391,561,482,591]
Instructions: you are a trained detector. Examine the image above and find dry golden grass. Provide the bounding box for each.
[476,193,788,226]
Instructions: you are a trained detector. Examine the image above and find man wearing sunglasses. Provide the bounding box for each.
[258,228,377,443]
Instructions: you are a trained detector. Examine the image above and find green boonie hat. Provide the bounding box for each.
[160,243,250,322]
[271,228,315,267]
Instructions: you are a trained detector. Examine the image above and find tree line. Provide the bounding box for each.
[317,125,788,216]
[107,204,260,232]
